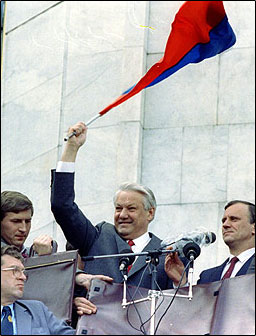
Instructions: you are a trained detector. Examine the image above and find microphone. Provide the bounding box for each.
[182,241,201,260]
[160,230,216,258]
[119,249,135,272]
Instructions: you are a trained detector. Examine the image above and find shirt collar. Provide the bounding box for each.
[128,232,150,248]
[229,247,255,263]
[1,303,14,315]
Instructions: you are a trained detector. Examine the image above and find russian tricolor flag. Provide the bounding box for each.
[98,1,236,116]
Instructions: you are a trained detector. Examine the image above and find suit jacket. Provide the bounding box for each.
[1,238,30,256]
[1,237,58,256]
[197,254,255,284]
[50,170,188,290]
[14,300,75,335]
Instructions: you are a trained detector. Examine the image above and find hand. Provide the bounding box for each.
[74,297,97,315]
[33,234,53,255]
[61,122,88,162]
[74,274,113,316]
[164,246,187,287]
[75,273,113,291]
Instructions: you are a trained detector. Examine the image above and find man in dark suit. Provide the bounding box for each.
[165,200,255,284]
[50,121,188,317]
[1,245,75,335]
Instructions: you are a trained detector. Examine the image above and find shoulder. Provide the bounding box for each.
[148,232,162,244]
[16,299,48,311]
[96,221,116,232]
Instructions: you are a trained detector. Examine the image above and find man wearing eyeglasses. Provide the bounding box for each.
[1,245,75,335]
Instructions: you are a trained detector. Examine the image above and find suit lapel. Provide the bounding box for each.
[237,254,255,276]
[210,259,229,282]
[115,234,131,253]
[246,254,255,274]
[15,301,32,335]
[128,233,161,277]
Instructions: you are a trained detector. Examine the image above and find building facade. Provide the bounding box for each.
[1,1,255,282]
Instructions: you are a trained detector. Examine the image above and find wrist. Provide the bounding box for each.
[61,144,79,162]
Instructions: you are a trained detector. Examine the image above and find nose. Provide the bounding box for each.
[18,221,27,232]
[18,271,27,281]
[119,208,128,218]
[22,273,27,281]
[222,218,231,229]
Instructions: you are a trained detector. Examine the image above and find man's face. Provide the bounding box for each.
[1,255,26,304]
[114,191,155,240]
[221,203,255,249]
[1,210,32,250]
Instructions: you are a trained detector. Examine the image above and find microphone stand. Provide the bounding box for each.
[83,245,199,335]
[187,256,194,300]
[121,250,193,335]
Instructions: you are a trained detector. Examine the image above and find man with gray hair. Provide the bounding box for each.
[51,122,188,318]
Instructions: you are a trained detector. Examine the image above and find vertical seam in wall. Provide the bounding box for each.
[140,0,151,184]
[57,3,69,159]
[217,53,228,201]
[225,125,230,201]
[54,3,69,239]
[180,126,185,203]
[216,55,221,125]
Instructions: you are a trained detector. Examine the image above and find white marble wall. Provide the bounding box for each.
[1,1,255,283]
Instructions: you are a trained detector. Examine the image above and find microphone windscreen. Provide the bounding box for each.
[210,232,216,243]
[119,249,135,265]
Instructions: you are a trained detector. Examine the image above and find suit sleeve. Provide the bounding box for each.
[40,301,75,335]
[50,169,98,256]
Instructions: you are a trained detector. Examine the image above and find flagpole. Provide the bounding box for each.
[64,114,101,141]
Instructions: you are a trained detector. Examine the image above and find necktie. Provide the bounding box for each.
[127,240,135,272]
[1,306,14,335]
[22,250,29,258]
[222,256,239,280]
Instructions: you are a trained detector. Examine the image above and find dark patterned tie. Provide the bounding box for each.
[222,256,239,280]
[127,240,135,272]
[1,306,14,335]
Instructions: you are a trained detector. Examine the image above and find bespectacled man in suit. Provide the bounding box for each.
[1,245,75,335]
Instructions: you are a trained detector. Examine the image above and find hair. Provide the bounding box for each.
[1,245,24,265]
[113,182,157,211]
[224,200,255,224]
[1,191,34,221]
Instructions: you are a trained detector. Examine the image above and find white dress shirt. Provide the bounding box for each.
[221,247,255,279]
[127,232,151,263]
[56,161,75,173]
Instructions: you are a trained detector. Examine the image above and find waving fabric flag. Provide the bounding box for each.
[97,1,236,117]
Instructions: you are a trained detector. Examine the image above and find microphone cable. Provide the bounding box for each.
[138,261,166,334]
[153,259,191,335]
[122,262,150,335]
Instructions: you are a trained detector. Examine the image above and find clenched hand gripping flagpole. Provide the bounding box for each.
[64,0,236,141]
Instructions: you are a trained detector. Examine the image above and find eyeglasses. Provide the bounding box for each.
[1,266,29,280]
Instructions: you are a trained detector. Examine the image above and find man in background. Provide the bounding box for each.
[1,191,56,257]
[165,200,255,283]
[1,245,75,335]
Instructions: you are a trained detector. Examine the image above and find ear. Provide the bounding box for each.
[251,223,255,235]
[147,207,155,222]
